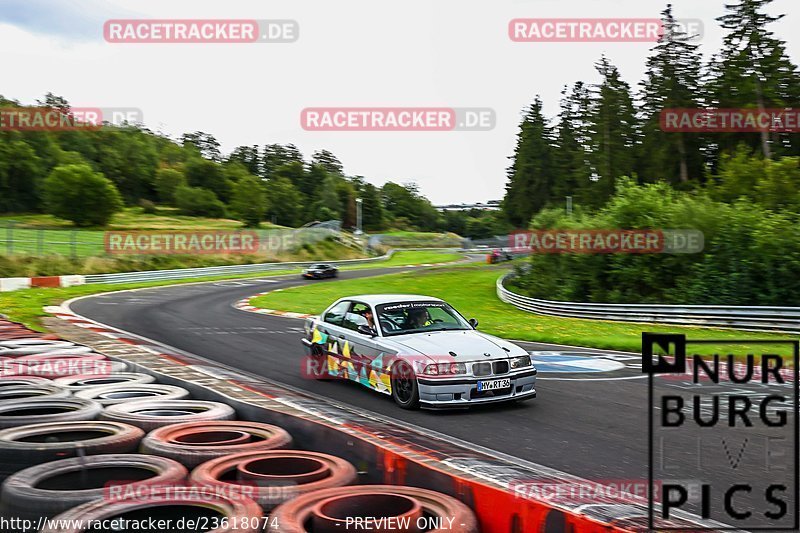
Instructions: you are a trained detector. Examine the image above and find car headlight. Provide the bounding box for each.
[510,355,532,369]
[423,363,467,376]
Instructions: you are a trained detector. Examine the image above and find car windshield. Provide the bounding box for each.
[375,301,471,336]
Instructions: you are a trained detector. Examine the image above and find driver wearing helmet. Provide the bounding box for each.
[407,307,433,329]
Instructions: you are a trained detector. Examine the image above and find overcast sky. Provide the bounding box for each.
[1,0,797,204]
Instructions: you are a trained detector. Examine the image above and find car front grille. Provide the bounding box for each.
[493,361,509,374]
[472,362,491,376]
[473,361,509,376]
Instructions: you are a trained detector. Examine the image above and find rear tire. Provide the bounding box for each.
[391,362,420,410]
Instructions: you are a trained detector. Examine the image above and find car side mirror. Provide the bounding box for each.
[469,318,479,328]
[357,325,377,337]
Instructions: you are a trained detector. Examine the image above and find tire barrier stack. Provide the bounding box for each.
[0,318,481,533]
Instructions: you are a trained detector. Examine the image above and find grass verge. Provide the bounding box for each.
[376,231,463,248]
[345,250,461,269]
[249,266,796,356]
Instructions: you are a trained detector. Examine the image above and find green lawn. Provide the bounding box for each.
[346,250,461,269]
[249,266,796,356]
[375,231,463,248]
[0,251,461,331]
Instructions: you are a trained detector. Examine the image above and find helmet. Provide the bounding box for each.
[407,307,430,325]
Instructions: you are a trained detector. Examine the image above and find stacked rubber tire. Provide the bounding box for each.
[0,319,479,532]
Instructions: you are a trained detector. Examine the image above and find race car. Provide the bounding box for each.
[301,294,537,409]
[302,263,338,279]
[487,248,514,264]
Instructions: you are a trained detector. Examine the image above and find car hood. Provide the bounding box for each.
[389,330,526,361]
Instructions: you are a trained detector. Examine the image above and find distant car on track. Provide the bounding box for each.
[302,264,338,279]
[301,294,537,409]
[487,249,513,264]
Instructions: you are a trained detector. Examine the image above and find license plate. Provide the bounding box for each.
[477,378,511,391]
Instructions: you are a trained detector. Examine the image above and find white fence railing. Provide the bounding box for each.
[496,273,800,334]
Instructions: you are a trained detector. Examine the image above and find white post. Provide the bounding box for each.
[355,197,363,235]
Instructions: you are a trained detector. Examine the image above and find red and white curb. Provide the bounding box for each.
[1,275,85,292]
[232,291,313,319]
[44,305,158,344]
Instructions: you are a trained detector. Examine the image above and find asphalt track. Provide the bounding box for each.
[71,265,797,527]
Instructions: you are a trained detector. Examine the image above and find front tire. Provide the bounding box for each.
[391,362,420,409]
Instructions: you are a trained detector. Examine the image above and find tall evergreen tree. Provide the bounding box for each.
[181,132,222,162]
[638,4,707,185]
[587,57,638,204]
[262,144,303,179]
[502,96,554,227]
[311,149,344,175]
[707,0,800,160]
[227,145,261,176]
[359,181,384,230]
[551,82,594,207]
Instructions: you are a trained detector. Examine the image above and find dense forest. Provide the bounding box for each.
[505,0,800,305]
[503,1,800,224]
[0,96,507,237]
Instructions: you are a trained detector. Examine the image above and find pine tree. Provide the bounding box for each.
[707,0,800,160]
[587,57,638,204]
[359,181,384,230]
[502,96,554,227]
[262,144,303,179]
[551,82,594,207]
[227,145,261,176]
[638,4,707,185]
[311,149,344,175]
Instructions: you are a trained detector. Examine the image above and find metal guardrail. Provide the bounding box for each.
[84,251,396,284]
[497,273,800,334]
